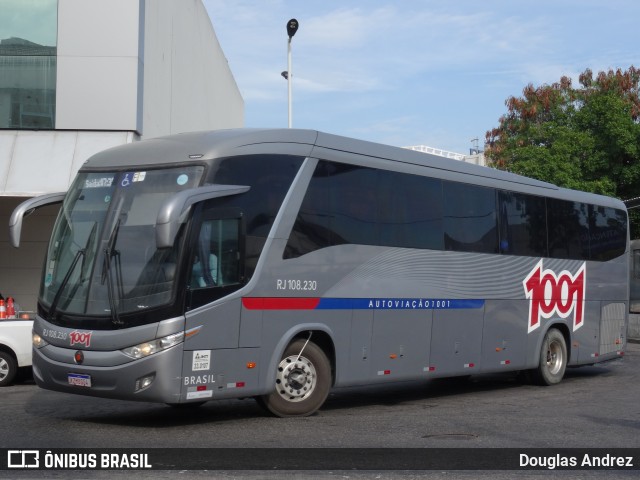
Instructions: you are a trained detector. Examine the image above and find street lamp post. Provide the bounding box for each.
[286,18,298,128]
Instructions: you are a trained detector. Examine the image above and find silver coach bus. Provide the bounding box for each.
[10,129,628,417]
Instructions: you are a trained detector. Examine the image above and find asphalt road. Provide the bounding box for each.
[1,342,639,479]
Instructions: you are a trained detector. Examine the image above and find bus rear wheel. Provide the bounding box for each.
[257,338,331,417]
[532,328,567,386]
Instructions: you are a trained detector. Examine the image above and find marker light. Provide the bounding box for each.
[122,331,184,359]
[33,332,49,348]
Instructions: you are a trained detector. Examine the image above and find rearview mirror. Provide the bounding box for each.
[155,184,250,249]
[9,192,66,248]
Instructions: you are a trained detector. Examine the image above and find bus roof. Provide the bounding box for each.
[81,128,625,210]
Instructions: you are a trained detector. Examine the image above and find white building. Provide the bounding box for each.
[0,0,243,312]
[404,145,486,166]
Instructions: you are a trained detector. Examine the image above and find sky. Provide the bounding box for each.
[203,0,638,155]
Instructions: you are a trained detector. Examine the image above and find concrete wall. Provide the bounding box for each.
[142,0,243,138]
[56,0,243,136]
[56,0,144,132]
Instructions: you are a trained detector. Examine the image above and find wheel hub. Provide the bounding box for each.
[0,358,8,381]
[546,340,563,375]
[275,355,317,403]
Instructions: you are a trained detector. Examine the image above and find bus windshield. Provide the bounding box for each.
[40,166,204,320]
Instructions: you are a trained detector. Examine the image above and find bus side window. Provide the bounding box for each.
[191,221,218,288]
[190,217,242,290]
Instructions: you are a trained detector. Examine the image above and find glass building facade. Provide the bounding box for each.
[0,0,57,129]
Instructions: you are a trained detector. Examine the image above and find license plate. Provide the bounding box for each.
[68,373,92,387]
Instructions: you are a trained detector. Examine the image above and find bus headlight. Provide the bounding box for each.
[33,332,49,349]
[121,331,184,359]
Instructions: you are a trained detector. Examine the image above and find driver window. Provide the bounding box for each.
[190,218,241,289]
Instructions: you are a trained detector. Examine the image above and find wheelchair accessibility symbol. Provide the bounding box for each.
[121,173,132,187]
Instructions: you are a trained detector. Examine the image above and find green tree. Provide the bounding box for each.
[485,66,640,235]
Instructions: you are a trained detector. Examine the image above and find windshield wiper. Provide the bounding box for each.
[47,248,85,323]
[101,218,124,326]
[47,222,98,322]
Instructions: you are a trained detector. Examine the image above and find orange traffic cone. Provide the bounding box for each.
[0,299,6,319]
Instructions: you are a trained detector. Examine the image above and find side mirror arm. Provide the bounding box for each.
[9,192,66,247]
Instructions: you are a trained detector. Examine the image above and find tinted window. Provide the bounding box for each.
[187,208,244,310]
[209,155,303,238]
[285,162,377,257]
[547,200,590,260]
[285,163,332,257]
[284,160,627,263]
[443,182,497,253]
[589,206,627,261]
[498,191,547,256]
[328,164,379,245]
[379,171,443,250]
[190,218,242,289]
[206,154,303,275]
[285,161,445,258]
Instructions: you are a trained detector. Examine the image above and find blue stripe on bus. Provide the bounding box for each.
[315,298,484,310]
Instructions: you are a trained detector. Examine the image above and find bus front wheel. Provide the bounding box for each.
[257,338,331,417]
[532,328,567,386]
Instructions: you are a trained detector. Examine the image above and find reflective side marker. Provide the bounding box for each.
[226,382,246,389]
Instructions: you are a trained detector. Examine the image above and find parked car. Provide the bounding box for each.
[0,318,33,386]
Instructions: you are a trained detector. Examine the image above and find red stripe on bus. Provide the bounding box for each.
[242,297,321,310]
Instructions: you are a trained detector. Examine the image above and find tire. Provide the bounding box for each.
[532,328,567,386]
[0,351,18,387]
[257,338,331,417]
